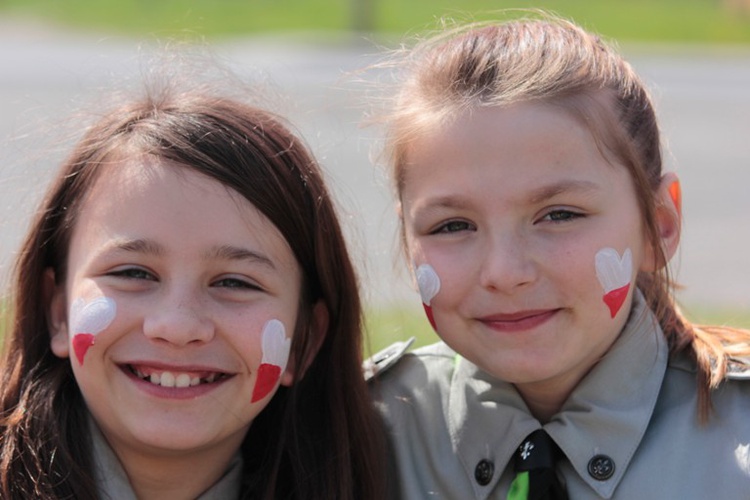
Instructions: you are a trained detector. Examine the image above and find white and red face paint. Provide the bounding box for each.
[416,264,441,331]
[69,297,117,365]
[251,319,291,403]
[595,247,632,318]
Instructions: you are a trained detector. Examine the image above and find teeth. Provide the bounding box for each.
[131,366,222,388]
[175,374,191,388]
[160,372,175,388]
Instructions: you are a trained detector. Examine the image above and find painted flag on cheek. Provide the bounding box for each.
[70,297,117,365]
[595,248,632,318]
[251,319,291,403]
[416,264,441,331]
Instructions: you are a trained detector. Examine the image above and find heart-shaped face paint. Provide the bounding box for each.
[595,248,632,318]
[251,319,291,403]
[415,264,440,331]
[70,297,117,365]
[416,264,440,306]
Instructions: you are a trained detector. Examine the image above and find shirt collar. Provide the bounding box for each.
[448,290,668,498]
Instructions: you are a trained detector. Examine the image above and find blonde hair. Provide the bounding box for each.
[382,13,750,421]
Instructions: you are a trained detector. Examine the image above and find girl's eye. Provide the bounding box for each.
[540,210,583,223]
[108,267,156,281]
[212,277,262,291]
[432,220,475,234]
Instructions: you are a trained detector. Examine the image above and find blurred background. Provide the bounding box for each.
[1,1,749,350]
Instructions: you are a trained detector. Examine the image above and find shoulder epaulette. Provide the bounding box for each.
[726,356,750,380]
[363,337,415,381]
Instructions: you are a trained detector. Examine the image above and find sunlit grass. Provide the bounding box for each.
[364,304,438,355]
[2,0,750,43]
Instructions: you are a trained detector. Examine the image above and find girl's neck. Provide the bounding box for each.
[517,387,568,424]
[120,446,238,500]
[91,418,241,500]
[514,370,587,423]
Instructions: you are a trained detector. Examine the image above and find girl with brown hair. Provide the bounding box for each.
[372,14,750,499]
[0,78,385,499]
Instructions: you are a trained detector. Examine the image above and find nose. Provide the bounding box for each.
[478,230,538,292]
[143,288,215,346]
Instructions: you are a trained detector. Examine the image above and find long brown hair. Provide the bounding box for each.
[380,13,750,421]
[0,85,385,498]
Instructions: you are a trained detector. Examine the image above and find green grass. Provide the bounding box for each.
[2,0,750,43]
[364,305,438,355]
[683,306,750,329]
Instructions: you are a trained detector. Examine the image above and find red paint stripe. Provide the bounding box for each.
[251,363,282,403]
[423,303,437,331]
[603,284,630,318]
[72,333,95,365]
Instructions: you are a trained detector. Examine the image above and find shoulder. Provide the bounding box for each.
[668,350,750,381]
[726,356,750,380]
[366,340,459,415]
[365,338,457,384]
[367,341,460,458]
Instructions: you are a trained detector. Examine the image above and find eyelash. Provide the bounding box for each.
[431,220,476,234]
[211,277,262,291]
[108,267,156,281]
[539,209,584,223]
[107,269,262,292]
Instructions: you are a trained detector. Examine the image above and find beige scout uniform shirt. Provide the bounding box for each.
[90,418,243,499]
[373,293,750,499]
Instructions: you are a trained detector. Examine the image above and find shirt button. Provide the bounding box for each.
[474,459,494,486]
[588,454,615,480]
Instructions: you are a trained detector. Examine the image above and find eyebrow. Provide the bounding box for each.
[528,179,600,204]
[417,179,600,211]
[111,238,165,256]
[108,239,276,269]
[203,245,276,270]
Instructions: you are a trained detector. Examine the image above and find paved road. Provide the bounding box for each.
[1,21,749,315]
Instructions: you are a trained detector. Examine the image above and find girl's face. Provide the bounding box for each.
[401,102,655,405]
[47,157,306,465]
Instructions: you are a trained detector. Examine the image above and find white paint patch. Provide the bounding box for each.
[416,264,441,306]
[260,319,291,371]
[736,443,750,475]
[70,296,117,335]
[595,248,632,293]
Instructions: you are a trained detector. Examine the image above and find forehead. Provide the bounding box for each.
[71,157,296,265]
[396,102,652,236]
[402,102,617,187]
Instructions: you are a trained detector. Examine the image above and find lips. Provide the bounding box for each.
[478,309,559,333]
[127,364,230,388]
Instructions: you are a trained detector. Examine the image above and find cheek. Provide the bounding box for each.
[414,263,441,331]
[412,255,472,332]
[250,319,291,403]
[594,247,633,318]
[69,296,117,366]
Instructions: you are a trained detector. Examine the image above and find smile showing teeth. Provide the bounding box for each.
[130,366,222,388]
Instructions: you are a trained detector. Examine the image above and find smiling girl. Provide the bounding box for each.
[0,81,385,498]
[371,15,750,499]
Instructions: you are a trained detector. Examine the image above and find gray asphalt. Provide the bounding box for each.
[2,20,749,315]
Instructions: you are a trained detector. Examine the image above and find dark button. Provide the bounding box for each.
[587,454,615,480]
[474,459,494,486]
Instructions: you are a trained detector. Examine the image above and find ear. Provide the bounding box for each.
[44,268,70,358]
[279,300,329,386]
[640,172,682,272]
